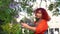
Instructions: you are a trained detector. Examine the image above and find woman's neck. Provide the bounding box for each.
[36,18,42,22]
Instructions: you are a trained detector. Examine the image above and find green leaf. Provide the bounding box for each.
[48,4,54,11]
[52,8,59,16]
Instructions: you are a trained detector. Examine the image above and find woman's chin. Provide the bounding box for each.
[36,17,40,19]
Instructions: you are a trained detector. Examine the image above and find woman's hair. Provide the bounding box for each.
[34,8,51,21]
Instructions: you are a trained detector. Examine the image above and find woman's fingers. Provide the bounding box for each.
[21,23,29,28]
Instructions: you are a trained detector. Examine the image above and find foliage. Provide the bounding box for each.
[16,0,36,16]
[0,0,17,24]
[48,0,60,16]
[1,23,21,34]
[1,23,34,34]
[0,0,19,34]
[48,4,54,11]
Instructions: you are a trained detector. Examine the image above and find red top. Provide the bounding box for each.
[34,19,48,34]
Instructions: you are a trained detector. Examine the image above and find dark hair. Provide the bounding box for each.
[34,8,51,21]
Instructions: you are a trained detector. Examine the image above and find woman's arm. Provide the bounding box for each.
[21,19,48,33]
[27,25,36,31]
[21,23,36,31]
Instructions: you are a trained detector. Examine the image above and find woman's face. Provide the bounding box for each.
[35,10,42,19]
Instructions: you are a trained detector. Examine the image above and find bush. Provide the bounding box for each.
[1,23,21,34]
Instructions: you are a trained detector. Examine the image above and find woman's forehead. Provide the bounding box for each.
[35,10,41,13]
[38,11,41,13]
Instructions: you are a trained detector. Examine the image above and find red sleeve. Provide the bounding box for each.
[35,19,48,33]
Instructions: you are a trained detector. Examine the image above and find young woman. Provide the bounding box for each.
[21,8,51,34]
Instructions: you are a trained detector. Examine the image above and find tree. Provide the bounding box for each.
[0,0,18,24]
[48,0,60,16]
[0,0,19,34]
[0,0,36,34]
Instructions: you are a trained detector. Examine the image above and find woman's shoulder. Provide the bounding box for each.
[42,19,47,21]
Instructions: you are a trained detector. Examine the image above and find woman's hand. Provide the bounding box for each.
[21,23,36,31]
[21,23,29,28]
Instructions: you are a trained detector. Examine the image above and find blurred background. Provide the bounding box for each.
[0,0,60,34]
